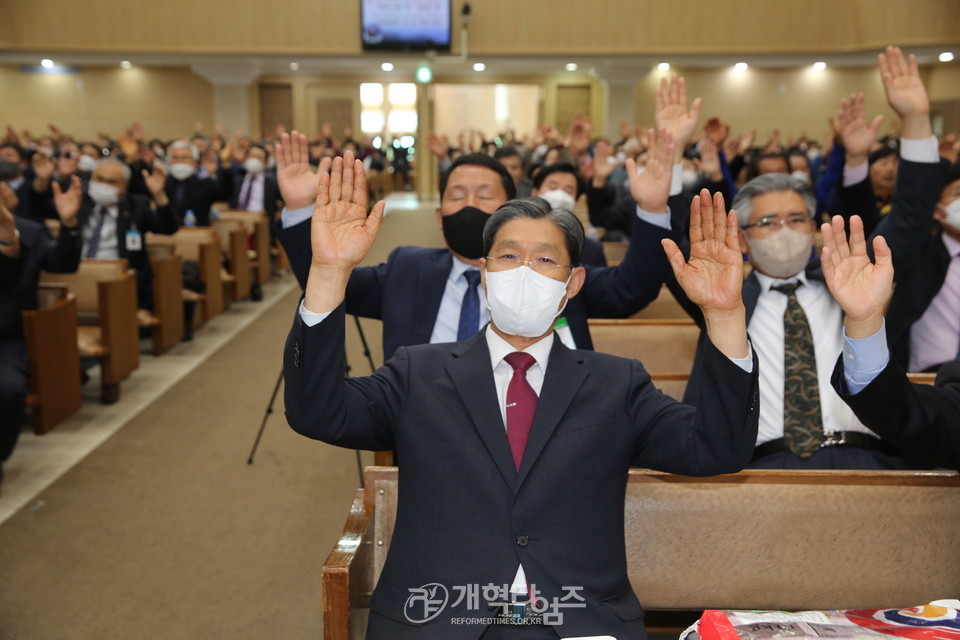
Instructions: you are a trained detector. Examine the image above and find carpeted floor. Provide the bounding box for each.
[0,195,443,639]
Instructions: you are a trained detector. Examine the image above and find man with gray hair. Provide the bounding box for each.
[284,153,759,639]
[163,140,226,226]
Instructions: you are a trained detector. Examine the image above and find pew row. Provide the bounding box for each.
[321,467,960,640]
[588,318,700,375]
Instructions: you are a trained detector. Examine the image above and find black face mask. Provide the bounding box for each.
[441,206,489,259]
[0,159,22,182]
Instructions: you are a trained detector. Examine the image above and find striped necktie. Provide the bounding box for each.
[85,206,106,258]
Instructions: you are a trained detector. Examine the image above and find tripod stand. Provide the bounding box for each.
[246,315,378,487]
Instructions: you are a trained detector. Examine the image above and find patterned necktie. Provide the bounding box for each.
[457,270,482,341]
[504,352,538,471]
[239,175,253,210]
[85,206,106,258]
[773,282,824,458]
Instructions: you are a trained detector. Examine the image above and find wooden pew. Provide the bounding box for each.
[39,259,139,404]
[22,288,83,434]
[212,218,251,304]
[217,209,272,288]
[632,284,689,319]
[588,318,700,375]
[148,253,184,354]
[322,466,960,640]
[152,228,223,324]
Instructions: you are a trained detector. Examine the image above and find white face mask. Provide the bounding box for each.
[169,163,196,181]
[938,198,960,229]
[538,189,576,212]
[244,158,265,175]
[745,226,814,279]
[88,180,121,207]
[484,266,571,338]
[681,169,700,189]
[790,170,811,184]
[77,155,98,172]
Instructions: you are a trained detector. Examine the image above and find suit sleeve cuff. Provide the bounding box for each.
[299,299,332,327]
[282,204,314,229]
[842,322,889,394]
[843,162,868,187]
[899,135,939,163]
[635,204,672,229]
[728,341,754,373]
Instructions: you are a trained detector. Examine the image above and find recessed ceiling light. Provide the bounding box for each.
[565,63,578,71]
[657,62,671,71]
[940,52,955,62]
[120,60,132,69]
[381,62,394,71]
[734,62,748,72]
[289,62,300,71]
[473,62,485,72]
[40,59,54,69]
[812,61,827,71]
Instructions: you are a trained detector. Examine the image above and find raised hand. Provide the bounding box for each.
[200,150,219,177]
[591,140,617,187]
[704,117,730,146]
[142,164,169,201]
[820,215,892,337]
[0,189,18,254]
[305,151,386,313]
[51,175,82,228]
[655,74,701,160]
[566,113,593,159]
[626,128,674,213]
[426,131,450,160]
[276,131,329,210]
[662,189,748,358]
[878,45,931,139]
[836,93,883,165]
[31,151,55,182]
[699,137,723,181]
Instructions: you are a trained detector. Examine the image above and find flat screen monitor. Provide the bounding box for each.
[361,0,451,52]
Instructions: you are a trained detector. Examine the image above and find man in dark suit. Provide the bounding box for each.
[51,159,179,311]
[820,215,960,470]
[228,144,282,220]
[0,143,52,223]
[284,156,759,639]
[163,140,226,227]
[659,46,944,469]
[0,184,82,487]
[528,162,607,267]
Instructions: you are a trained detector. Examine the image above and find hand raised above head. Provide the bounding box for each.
[276,130,327,210]
[626,128,674,213]
[836,93,883,162]
[820,214,892,335]
[878,45,931,140]
[655,74,701,156]
[52,175,82,228]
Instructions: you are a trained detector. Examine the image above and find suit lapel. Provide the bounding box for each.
[743,271,762,322]
[515,339,588,489]
[445,333,518,489]
[413,250,452,345]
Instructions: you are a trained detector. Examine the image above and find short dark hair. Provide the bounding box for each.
[493,146,522,161]
[531,162,586,198]
[439,152,517,200]
[482,197,584,267]
[0,143,26,161]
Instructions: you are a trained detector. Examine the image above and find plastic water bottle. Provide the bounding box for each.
[184,210,197,227]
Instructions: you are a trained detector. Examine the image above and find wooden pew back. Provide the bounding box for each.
[588,318,700,374]
[322,467,960,639]
[218,210,272,285]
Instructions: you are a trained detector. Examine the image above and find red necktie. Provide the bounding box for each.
[504,352,538,471]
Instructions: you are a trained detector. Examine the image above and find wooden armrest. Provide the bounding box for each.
[323,489,373,640]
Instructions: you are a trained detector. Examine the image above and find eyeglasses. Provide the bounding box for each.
[741,213,812,231]
[486,254,573,276]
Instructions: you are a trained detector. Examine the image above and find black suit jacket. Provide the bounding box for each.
[832,358,960,469]
[163,175,225,226]
[277,210,670,359]
[283,303,760,639]
[77,194,179,309]
[228,167,281,219]
[0,217,82,340]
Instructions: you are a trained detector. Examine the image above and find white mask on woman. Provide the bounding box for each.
[484,266,571,337]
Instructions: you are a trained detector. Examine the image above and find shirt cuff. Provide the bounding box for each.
[728,342,754,374]
[281,204,315,229]
[635,204,672,229]
[669,164,682,197]
[842,162,868,187]
[299,299,332,327]
[842,322,890,394]
[899,135,939,163]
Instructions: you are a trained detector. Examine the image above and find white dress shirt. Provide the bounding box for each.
[82,204,120,259]
[238,172,265,212]
[429,257,489,344]
[750,271,874,444]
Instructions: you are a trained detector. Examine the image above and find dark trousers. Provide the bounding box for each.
[0,339,28,463]
[749,445,916,470]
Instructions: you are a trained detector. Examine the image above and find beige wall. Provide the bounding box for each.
[433,84,541,141]
[633,65,908,143]
[3,0,957,55]
[0,65,213,141]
